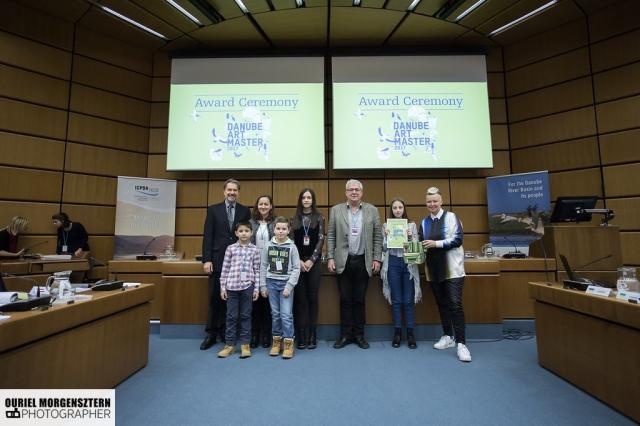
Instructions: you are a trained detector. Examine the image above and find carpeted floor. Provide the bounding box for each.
[115,335,634,425]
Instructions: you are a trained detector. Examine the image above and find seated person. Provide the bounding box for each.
[0,216,28,257]
[52,212,90,258]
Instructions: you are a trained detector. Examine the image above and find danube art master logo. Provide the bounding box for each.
[374,106,437,161]
[208,108,271,161]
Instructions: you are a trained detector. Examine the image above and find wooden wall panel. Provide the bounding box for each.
[148,128,167,153]
[60,204,116,235]
[0,201,60,234]
[599,129,640,165]
[620,232,640,265]
[0,132,65,170]
[509,107,596,149]
[507,77,593,122]
[451,206,489,233]
[74,27,152,76]
[488,98,507,123]
[64,143,147,177]
[175,208,206,235]
[151,77,170,102]
[596,95,640,134]
[70,84,150,126]
[505,48,590,96]
[177,181,208,207]
[0,31,71,78]
[464,234,489,251]
[549,168,603,199]
[88,235,114,263]
[487,72,505,98]
[273,180,329,206]
[450,179,487,205]
[491,125,509,150]
[0,63,69,109]
[450,151,510,177]
[384,179,450,205]
[606,198,640,231]
[0,166,62,202]
[0,97,67,139]
[1,1,75,50]
[593,62,640,103]
[67,113,149,152]
[150,103,169,127]
[17,236,56,254]
[73,56,152,101]
[147,154,207,180]
[62,173,117,205]
[174,236,203,259]
[588,0,640,43]
[603,163,640,197]
[502,20,588,71]
[153,52,171,77]
[328,179,385,206]
[511,137,600,173]
[591,28,640,72]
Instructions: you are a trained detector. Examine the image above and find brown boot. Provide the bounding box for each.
[240,344,251,358]
[269,336,282,356]
[217,345,235,358]
[282,337,295,359]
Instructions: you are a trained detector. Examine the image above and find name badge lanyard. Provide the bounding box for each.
[240,246,250,282]
[350,209,361,236]
[302,216,311,246]
[62,230,69,253]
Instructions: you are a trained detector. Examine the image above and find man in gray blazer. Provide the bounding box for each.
[327,179,382,349]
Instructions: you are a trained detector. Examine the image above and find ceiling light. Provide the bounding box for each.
[234,0,249,13]
[408,0,421,11]
[100,6,167,39]
[455,0,485,21]
[488,0,558,37]
[165,0,202,25]
[353,0,361,6]
[295,0,305,7]
[187,0,224,23]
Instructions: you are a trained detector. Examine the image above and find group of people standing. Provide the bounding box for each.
[200,178,471,362]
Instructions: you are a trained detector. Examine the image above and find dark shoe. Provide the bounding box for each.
[261,333,271,348]
[297,330,306,350]
[333,336,350,349]
[407,330,417,349]
[307,329,317,350]
[200,336,216,350]
[250,334,259,348]
[392,329,401,348]
[355,336,370,349]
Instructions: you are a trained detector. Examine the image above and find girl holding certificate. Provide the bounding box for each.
[381,198,421,349]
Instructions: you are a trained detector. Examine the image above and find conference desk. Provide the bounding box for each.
[1,258,90,291]
[0,284,153,388]
[529,282,640,422]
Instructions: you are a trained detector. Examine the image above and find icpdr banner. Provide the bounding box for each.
[114,177,177,259]
[486,171,550,256]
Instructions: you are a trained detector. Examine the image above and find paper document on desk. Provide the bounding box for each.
[0,315,10,321]
[124,282,141,288]
[41,254,73,260]
[0,292,20,305]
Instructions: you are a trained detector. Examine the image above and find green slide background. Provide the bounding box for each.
[167,83,325,170]
[332,82,493,169]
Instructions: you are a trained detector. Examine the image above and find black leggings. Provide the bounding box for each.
[430,277,466,344]
[294,260,322,333]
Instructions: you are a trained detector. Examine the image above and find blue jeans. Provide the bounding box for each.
[267,278,295,338]
[387,255,415,328]
[225,286,254,345]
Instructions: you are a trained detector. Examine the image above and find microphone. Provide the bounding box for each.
[575,253,612,271]
[136,236,158,261]
[502,236,526,259]
[0,272,41,295]
[21,240,49,259]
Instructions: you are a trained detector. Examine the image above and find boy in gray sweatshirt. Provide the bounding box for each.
[260,216,300,358]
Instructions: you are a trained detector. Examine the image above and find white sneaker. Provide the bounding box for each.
[433,335,455,350]
[457,343,472,362]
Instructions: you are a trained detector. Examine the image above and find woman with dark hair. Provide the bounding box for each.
[290,188,325,350]
[0,216,29,257]
[381,198,421,348]
[52,212,90,258]
[249,195,275,348]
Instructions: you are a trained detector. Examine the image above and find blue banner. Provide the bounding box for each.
[486,171,550,256]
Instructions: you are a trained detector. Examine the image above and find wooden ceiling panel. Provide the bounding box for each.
[386,0,412,12]
[189,16,270,49]
[131,0,201,33]
[243,0,271,14]
[588,0,640,43]
[332,0,354,7]
[306,0,329,6]
[454,0,514,28]
[414,0,448,16]
[78,8,167,50]
[16,0,89,23]
[574,0,624,15]
[272,0,297,10]
[388,14,468,46]
[208,0,244,19]
[253,8,327,47]
[330,7,405,47]
[362,0,386,8]
[491,0,583,45]
[101,0,184,39]
[454,29,497,48]
[3,0,75,50]
[161,34,200,52]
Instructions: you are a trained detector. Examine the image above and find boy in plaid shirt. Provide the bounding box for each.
[217,221,261,359]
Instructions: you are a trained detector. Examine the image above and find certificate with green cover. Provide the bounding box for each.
[386,219,408,248]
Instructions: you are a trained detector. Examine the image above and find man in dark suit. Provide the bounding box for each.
[200,178,251,350]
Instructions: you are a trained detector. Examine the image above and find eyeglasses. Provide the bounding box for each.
[346,188,362,192]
